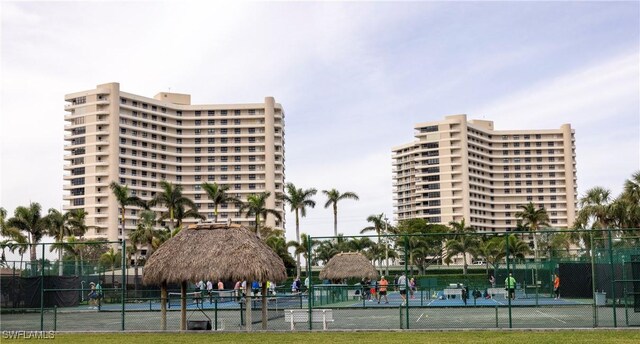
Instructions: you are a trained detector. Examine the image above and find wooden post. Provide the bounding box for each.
[245,280,252,331]
[161,281,167,330]
[181,280,187,331]
[261,282,268,330]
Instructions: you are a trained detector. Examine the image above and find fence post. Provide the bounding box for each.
[607,229,617,327]
[308,235,313,331]
[214,299,218,331]
[121,240,126,331]
[590,229,598,327]
[40,243,45,331]
[404,234,409,329]
[505,234,512,328]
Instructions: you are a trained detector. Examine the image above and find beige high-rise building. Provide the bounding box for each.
[392,114,576,232]
[63,82,285,246]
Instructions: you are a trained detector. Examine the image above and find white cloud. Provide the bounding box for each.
[472,52,640,196]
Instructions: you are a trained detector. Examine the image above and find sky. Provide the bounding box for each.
[1,1,639,247]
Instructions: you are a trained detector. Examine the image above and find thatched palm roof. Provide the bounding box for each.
[319,252,378,280]
[143,223,286,285]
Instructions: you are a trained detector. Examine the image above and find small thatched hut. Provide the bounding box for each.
[319,252,379,281]
[143,223,287,331]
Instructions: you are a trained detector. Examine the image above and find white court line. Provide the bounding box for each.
[426,299,436,306]
[416,313,424,322]
[535,310,567,324]
[490,298,504,306]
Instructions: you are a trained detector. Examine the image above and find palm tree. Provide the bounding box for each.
[287,233,319,276]
[110,182,147,239]
[164,203,205,229]
[201,182,241,223]
[130,210,159,258]
[393,219,449,274]
[53,236,82,276]
[444,219,479,276]
[65,209,88,238]
[476,236,503,276]
[99,247,120,287]
[360,213,390,275]
[347,237,374,252]
[151,180,197,236]
[239,192,282,237]
[262,229,296,274]
[0,207,10,236]
[577,187,613,229]
[322,189,359,237]
[314,240,337,265]
[497,234,533,262]
[45,209,72,276]
[281,183,317,277]
[6,202,48,273]
[515,202,550,264]
[619,171,640,230]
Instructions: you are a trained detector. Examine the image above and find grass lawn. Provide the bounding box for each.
[8,330,638,343]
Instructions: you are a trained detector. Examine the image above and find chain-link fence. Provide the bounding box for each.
[1,229,639,331]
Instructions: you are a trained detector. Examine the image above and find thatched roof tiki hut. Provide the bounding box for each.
[143,223,287,331]
[319,252,379,281]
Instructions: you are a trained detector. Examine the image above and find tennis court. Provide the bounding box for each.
[1,304,635,331]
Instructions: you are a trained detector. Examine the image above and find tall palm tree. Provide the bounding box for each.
[360,213,389,274]
[110,181,147,239]
[45,209,72,276]
[6,202,47,272]
[151,180,197,236]
[515,202,549,263]
[444,219,479,276]
[281,183,317,277]
[201,182,241,223]
[322,189,359,237]
[239,192,282,237]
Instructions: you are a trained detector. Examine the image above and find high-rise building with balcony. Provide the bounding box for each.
[64,82,285,244]
[392,114,576,232]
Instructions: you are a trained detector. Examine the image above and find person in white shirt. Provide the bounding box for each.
[206,280,214,303]
[397,273,408,306]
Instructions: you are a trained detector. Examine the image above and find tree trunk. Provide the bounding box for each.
[161,281,167,330]
[261,283,268,330]
[29,235,36,276]
[58,248,64,276]
[333,205,338,237]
